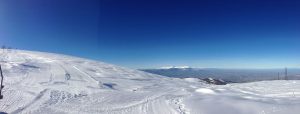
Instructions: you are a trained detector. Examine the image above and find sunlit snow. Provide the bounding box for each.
[0,50,299,114]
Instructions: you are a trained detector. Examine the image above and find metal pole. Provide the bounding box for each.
[0,65,4,99]
[285,67,288,80]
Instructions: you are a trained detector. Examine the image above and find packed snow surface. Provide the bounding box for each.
[0,50,300,114]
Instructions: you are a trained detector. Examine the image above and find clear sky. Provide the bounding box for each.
[1,0,300,68]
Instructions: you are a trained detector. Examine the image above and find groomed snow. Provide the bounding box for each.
[0,50,299,114]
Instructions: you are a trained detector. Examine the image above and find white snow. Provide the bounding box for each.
[195,88,215,94]
[183,78,201,83]
[0,49,300,114]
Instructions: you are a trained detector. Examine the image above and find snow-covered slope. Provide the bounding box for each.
[0,50,299,114]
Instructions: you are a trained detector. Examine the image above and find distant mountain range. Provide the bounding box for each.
[160,66,191,69]
[141,67,300,83]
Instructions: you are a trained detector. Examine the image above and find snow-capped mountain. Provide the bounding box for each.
[160,66,191,69]
[0,50,299,114]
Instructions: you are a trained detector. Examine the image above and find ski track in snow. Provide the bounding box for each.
[0,49,300,114]
[11,89,49,114]
[0,50,188,114]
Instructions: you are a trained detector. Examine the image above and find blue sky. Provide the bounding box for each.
[1,0,300,68]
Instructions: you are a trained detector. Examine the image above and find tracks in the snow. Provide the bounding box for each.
[72,66,99,84]
[172,97,190,114]
[11,89,49,114]
[0,50,194,114]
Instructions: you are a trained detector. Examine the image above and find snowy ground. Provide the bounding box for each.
[0,50,299,114]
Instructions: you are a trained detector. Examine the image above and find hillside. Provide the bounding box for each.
[0,50,299,114]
